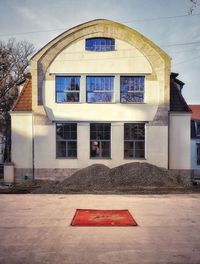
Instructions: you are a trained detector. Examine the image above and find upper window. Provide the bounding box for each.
[124,123,145,159]
[85,38,115,51]
[120,76,144,103]
[56,76,80,103]
[86,76,114,103]
[56,123,77,158]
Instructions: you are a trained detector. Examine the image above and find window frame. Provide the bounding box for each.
[85,38,115,51]
[195,121,200,137]
[120,76,145,104]
[90,123,111,159]
[56,123,77,159]
[197,143,200,165]
[55,76,80,103]
[86,76,114,103]
[124,123,145,159]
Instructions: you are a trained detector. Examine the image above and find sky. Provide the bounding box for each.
[0,0,200,104]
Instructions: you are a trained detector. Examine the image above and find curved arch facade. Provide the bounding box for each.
[31,19,171,120]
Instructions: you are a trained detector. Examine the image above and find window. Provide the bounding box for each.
[90,123,111,158]
[86,76,114,103]
[196,121,200,137]
[197,144,200,165]
[120,76,144,103]
[86,38,115,51]
[56,76,80,103]
[56,123,77,158]
[124,123,145,158]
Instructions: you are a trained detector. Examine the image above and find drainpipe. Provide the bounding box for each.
[168,110,170,170]
[32,113,35,181]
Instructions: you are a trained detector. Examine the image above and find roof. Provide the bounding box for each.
[188,105,200,120]
[12,79,32,112]
[170,74,191,112]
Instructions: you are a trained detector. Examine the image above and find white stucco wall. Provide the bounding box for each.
[49,39,152,74]
[146,125,168,168]
[169,113,191,169]
[34,123,135,169]
[11,113,33,168]
[44,38,160,122]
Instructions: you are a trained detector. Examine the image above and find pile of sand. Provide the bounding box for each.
[32,162,181,194]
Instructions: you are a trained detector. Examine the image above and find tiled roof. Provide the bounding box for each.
[12,79,32,111]
[188,105,200,120]
[170,74,191,112]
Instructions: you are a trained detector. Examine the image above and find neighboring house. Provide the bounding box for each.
[10,19,191,181]
[189,105,200,176]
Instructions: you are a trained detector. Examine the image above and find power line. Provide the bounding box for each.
[0,13,200,37]
[122,12,200,23]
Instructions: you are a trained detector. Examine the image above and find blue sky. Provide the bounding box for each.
[0,0,200,103]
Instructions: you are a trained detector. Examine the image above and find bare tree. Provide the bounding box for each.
[189,0,200,14]
[0,38,35,162]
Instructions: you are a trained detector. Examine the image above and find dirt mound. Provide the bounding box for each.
[62,164,110,187]
[60,162,179,191]
[108,162,178,187]
[32,162,181,193]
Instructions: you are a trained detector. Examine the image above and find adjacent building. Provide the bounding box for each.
[189,105,200,176]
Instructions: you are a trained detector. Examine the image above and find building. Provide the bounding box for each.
[10,19,191,181]
[189,105,200,177]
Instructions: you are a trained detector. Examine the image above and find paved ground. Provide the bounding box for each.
[0,194,200,264]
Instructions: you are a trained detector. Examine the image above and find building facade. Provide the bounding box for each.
[11,19,191,181]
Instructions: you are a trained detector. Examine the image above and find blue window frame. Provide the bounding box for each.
[56,76,80,103]
[90,123,111,158]
[85,38,115,51]
[56,123,77,158]
[120,76,144,103]
[86,76,114,103]
[124,123,145,159]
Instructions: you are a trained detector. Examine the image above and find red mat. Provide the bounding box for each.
[71,209,138,226]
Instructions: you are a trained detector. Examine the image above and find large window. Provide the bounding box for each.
[87,76,114,103]
[120,76,144,103]
[86,38,115,51]
[56,123,77,158]
[124,123,145,158]
[90,123,111,158]
[197,143,200,165]
[56,76,80,103]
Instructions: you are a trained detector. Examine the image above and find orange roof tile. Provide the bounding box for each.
[12,80,32,111]
[188,105,200,120]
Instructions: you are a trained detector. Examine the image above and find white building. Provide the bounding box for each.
[10,19,191,181]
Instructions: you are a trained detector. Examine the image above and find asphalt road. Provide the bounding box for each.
[0,194,200,264]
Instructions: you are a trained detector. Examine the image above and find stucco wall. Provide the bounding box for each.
[11,113,33,168]
[49,39,152,74]
[44,38,160,122]
[169,113,191,169]
[146,125,168,168]
[33,122,168,171]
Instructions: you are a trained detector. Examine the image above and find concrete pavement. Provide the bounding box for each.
[0,194,200,264]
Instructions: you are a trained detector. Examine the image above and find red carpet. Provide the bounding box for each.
[71,209,138,226]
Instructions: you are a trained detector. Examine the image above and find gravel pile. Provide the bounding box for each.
[32,162,181,194]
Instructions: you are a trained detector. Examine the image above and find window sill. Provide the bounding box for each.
[124,158,146,160]
[56,157,78,160]
[120,102,146,104]
[90,157,112,160]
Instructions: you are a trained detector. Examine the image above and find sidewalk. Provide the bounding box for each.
[0,194,200,264]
